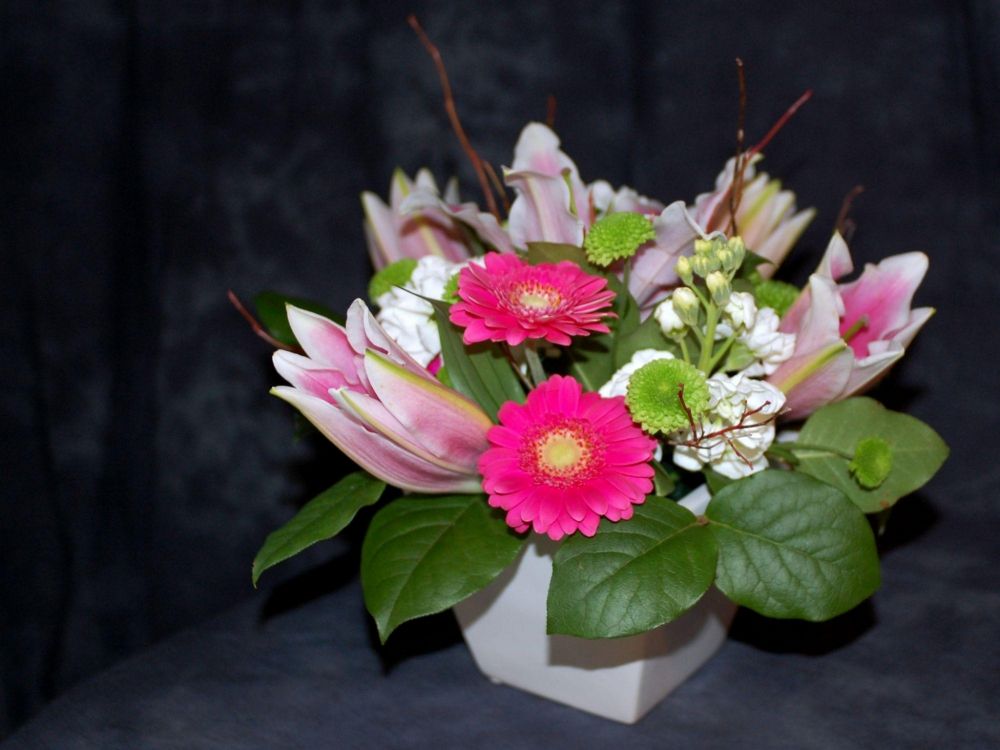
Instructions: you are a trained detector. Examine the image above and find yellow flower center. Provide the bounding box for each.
[510,281,562,316]
[520,419,605,488]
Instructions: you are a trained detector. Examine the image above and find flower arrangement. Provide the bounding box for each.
[246,75,947,646]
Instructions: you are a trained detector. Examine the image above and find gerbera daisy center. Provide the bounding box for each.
[510,280,563,315]
[520,419,604,488]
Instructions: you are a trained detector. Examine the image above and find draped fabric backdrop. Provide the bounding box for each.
[1,0,997,737]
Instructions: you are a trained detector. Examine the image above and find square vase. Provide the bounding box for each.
[453,487,736,724]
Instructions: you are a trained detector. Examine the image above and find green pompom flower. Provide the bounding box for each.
[849,436,893,489]
[368,258,418,303]
[626,359,709,434]
[583,212,656,266]
[754,279,800,317]
[442,271,461,304]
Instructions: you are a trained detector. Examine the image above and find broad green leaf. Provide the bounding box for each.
[252,471,386,586]
[254,291,344,347]
[361,494,526,642]
[793,397,949,513]
[547,497,717,638]
[430,300,524,418]
[706,470,880,621]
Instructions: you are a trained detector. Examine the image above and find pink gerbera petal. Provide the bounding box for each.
[477,375,657,540]
[449,253,616,347]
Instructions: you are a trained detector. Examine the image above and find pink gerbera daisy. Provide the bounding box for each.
[449,252,616,346]
[478,375,657,540]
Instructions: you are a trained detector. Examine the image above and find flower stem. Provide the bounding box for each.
[698,304,719,373]
[524,345,547,387]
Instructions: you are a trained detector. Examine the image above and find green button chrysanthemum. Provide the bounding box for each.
[368,258,418,303]
[626,359,709,434]
[754,279,800,317]
[442,270,461,304]
[849,436,893,489]
[583,212,656,267]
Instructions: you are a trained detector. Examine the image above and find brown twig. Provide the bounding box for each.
[728,58,748,236]
[748,88,813,157]
[835,184,865,242]
[408,15,500,221]
[483,160,511,215]
[546,93,557,129]
[227,290,302,353]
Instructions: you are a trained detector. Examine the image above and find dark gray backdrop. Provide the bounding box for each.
[2,0,997,739]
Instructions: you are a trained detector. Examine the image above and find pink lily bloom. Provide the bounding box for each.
[692,154,815,277]
[362,168,480,270]
[768,233,934,419]
[628,155,814,313]
[272,300,493,493]
[504,123,591,248]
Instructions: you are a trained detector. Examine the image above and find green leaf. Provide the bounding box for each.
[361,494,527,642]
[547,498,718,638]
[652,461,676,497]
[703,467,735,495]
[793,397,949,513]
[252,471,386,586]
[254,291,344,347]
[706,470,880,621]
[569,274,642,390]
[613,315,680,369]
[430,300,524,418]
[525,242,592,268]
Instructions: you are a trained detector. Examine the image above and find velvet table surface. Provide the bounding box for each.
[4,474,997,750]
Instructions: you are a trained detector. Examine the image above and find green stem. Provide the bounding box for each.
[678,336,692,365]
[523,345,547,387]
[698,304,719,372]
[708,333,737,372]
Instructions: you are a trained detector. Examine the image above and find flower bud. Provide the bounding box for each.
[706,271,731,305]
[694,238,715,256]
[727,237,747,268]
[672,287,701,326]
[689,253,719,278]
[675,255,694,285]
[654,295,686,336]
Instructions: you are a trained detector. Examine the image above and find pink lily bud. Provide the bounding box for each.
[271,300,492,493]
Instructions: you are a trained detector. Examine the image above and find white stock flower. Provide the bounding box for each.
[739,307,796,376]
[672,372,785,479]
[653,294,686,336]
[598,348,676,398]
[376,255,462,367]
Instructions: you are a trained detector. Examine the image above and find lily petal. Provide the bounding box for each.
[363,350,492,469]
[271,386,482,493]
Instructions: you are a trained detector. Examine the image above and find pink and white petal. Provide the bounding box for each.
[285,306,360,376]
[364,351,491,468]
[272,386,480,493]
[361,191,402,270]
[629,201,704,311]
[401,190,514,254]
[754,206,816,278]
[272,351,351,400]
[505,167,585,248]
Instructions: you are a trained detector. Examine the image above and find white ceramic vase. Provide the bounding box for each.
[452,485,736,724]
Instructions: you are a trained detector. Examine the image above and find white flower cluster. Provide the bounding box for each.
[717,292,796,376]
[375,256,462,367]
[672,373,786,479]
